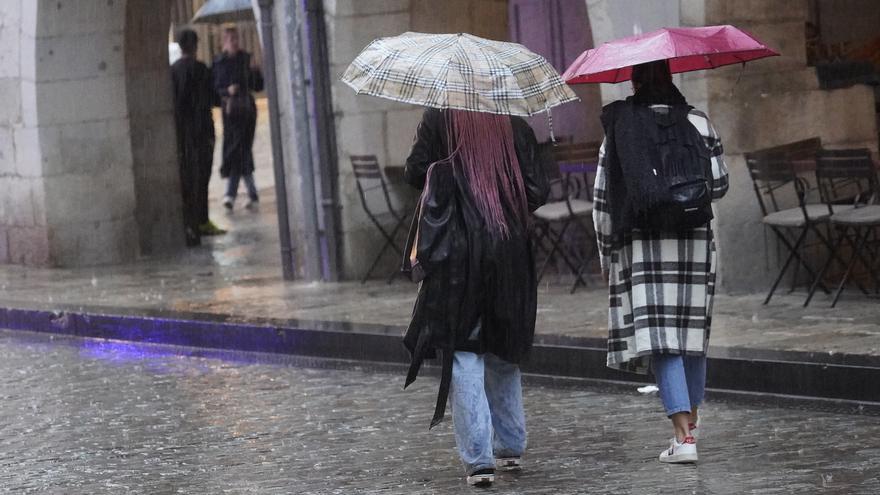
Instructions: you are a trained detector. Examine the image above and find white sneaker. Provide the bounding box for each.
[245,198,259,211]
[496,457,522,471]
[658,436,698,464]
[223,196,234,211]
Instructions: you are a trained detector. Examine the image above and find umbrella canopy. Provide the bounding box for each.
[563,25,779,84]
[342,32,578,116]
[192,0,254,24]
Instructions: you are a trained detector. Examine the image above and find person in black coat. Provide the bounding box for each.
[212,26,264,212]
[401,107,549,486]
[171,29,223,245]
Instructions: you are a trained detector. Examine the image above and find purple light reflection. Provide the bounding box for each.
[78,339,214,375]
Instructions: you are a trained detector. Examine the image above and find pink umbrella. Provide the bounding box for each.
[563,25,779,84]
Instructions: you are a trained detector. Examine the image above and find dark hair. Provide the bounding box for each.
[631,59,672,88]
[177,29,198,54]
[629,59,686,106]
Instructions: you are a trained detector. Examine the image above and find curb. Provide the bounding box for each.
[0,305,878,409]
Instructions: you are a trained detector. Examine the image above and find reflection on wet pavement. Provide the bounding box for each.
[0,330,877,494]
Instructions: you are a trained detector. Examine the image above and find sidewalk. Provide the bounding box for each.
[1,190,878,357]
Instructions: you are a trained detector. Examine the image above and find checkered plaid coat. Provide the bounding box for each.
[592,106,729,373]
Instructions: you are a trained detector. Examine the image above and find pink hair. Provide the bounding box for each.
[444,110,529,239]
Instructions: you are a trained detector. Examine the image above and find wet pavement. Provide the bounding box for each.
[0,329,878,494]
[1,210,879,359]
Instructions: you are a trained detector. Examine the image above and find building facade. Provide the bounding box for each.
[0,0,877,293]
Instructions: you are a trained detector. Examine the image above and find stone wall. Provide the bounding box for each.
[681,0,878,292]
[0,1,49,265]
[0,0,186,267]
[34,0,141,266]
[126,0,186,257]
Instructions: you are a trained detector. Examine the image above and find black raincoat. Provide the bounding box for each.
[212,51,264,178]
[172,56,216,237]
[401,108,549,427]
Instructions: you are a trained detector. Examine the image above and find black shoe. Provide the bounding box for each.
[496,456,522,471]
[184,227,201,247]
[466,468,494,487]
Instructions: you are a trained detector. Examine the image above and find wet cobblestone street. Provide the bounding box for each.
[0,330,877,494]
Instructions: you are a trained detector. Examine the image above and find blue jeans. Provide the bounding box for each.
[451,352,527,474]
[226,173,258,201]
[652,353,707,417]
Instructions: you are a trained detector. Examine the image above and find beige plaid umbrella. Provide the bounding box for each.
[342,32,578,117]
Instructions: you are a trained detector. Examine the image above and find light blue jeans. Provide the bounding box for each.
[451,351,527,474]
[652,353,707,417]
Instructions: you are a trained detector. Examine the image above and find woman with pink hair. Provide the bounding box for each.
[401,107,549,487]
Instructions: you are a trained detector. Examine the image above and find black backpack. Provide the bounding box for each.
[634,105,713,232]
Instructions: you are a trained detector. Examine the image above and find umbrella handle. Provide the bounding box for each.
[731,62,746,96]
[546,105,556,143]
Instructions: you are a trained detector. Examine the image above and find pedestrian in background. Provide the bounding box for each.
[171,28,225,245]
[213,26,264,212]
[593,59,729,464]
[402,107,549,487]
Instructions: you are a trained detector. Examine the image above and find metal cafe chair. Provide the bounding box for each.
[350,155,410,284]
[805,149,880,307]
[746,153,843,304]
[532,141,600,293]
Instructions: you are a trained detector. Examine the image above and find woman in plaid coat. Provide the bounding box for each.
[592,60,729,464]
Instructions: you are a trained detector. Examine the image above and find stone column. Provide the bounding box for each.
[125,0,186,257]
[0,1,50,265]
[26,0,140,266]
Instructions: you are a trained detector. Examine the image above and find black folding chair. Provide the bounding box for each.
[746,154,840,304]
[532,142,600,293]
[805,149,880,307]
[351,155,410,284]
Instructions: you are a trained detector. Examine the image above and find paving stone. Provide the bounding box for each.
[0,330,876,494]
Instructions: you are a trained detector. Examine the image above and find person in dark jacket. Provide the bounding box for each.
[171,29,224,245]
[402,107,549,487]
[212,26,264,212]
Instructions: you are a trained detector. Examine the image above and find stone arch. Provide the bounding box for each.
[0,0,184,266]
